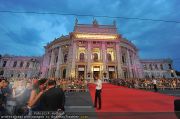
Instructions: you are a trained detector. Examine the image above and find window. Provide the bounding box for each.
[130,55,133,65]
[107,42,113,45]
[122,54,126,64]
[20,61,24,67]
[13,61,17,67]
[62,69,66,78]
[3,61,7,67]
[64,54,68,63]
[11,74,13,77]
[93,41,96,44]
[55,56,58,63]
[0,71,4,75]
[155,64,158,70]
[143,64,147,70]
[168,64,172,69]
[107,53,112,62]
[26,62,30,68]
[149,64,152,70]
[79,53,85,61]
[160,64,163,70]
[93,53,98,62]
[18,74,20,77]
[25,74,27,78]
[79,41,85,44]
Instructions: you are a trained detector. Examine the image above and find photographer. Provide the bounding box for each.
[38,80,65,111]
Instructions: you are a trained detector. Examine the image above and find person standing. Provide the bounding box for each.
[94,76,102,110]
[38,80,65,111]
[0,78,6,115]
[152,78,158,92]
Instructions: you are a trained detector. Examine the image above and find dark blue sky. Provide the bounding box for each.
[0,0,180,70]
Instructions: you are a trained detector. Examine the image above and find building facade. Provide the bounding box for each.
[0,20,177,80]
[0,55,42,79]
[140,59,177,78]
[41,19,144,81]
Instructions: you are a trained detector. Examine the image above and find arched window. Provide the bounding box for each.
[55,56,58,63]
[130,55,133,65]
[20,61,24,67]
[79,53,85,61]
[168,64,172,69]
[107,53,112,62]
[0,70,4,76]
[122,54,126,64]
[25,74,27,78]
[62,69,66,78]
[3,61,7,67]
[149,64,152,70]
[160,64,163,70]
[13,61,17,67]
[155,64,158,70]
[143,64,147,70]
[64,54,68,63]
[93,53,98,62]
[26,62,30,68]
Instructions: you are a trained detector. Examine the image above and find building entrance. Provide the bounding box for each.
[93,66,100,78]
[109,71,115,79]
[78,71,84,80]
[78,65,85,80]
[108,66,115,79]
[93,71,100,78]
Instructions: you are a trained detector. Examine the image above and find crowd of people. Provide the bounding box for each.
[1,76,180,116]
[0,77,88,116]
[110,78,180,90]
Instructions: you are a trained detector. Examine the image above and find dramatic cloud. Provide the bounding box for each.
[0,0,180,70]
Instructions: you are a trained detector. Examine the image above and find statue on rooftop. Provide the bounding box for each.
[93,18,98,26]
[75,18,78,26]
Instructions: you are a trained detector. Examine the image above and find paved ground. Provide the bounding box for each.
[140,89,180,97]
[64,91,98,119]
[157,90,180,97]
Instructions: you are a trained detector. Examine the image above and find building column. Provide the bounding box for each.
[55,47,62,78]
[115,43,123,78]
[49,49,55,77]
[102,42,106,81]
[127,49,133,78]
[87,41,92,80]
[132,53,138,78]
[41,51,50,78]
[70,41,77,78]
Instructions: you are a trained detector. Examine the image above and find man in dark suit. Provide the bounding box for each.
[39,80,65,111]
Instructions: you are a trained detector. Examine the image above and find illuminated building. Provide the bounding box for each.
[0,19,177,80]
[41,19,144,81]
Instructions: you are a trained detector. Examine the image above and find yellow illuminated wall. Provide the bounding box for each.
[75,33,117,40]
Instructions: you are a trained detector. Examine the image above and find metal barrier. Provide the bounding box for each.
[63,88,88,92]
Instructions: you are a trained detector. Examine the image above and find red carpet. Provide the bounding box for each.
[88,83,177,119]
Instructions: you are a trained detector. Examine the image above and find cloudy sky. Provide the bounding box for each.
[0,0,180,70]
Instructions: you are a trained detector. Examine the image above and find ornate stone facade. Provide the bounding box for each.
[140,59,177,78]
[0,20,177,80]
[0,55,42,79]
[41,20,143,81]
